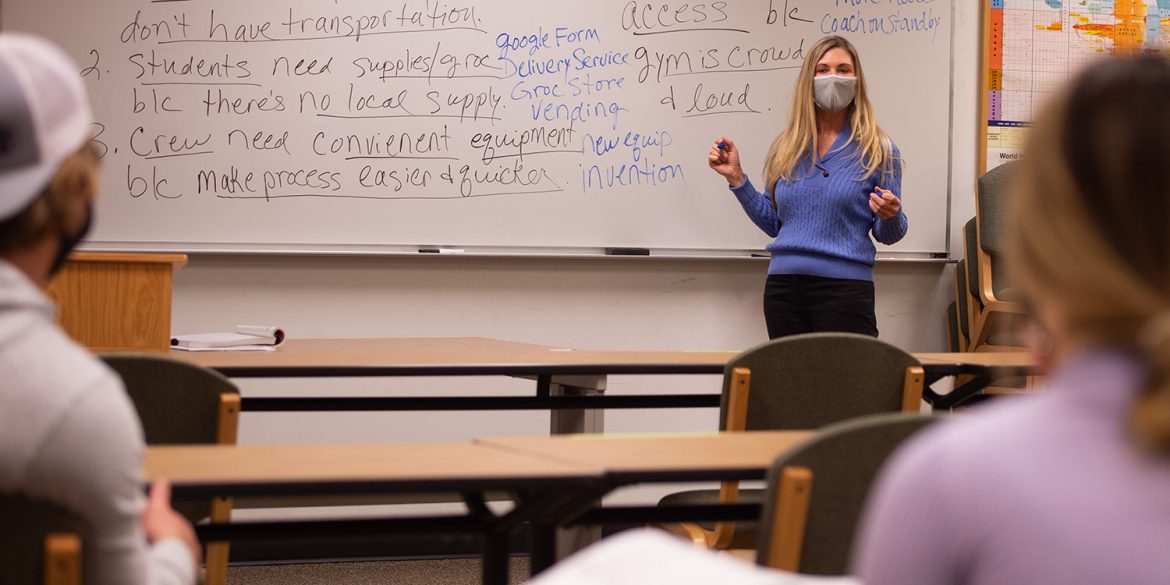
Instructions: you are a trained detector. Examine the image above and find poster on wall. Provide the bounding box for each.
[982,0,1170,172]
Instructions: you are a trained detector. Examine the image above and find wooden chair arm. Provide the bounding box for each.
[726,368,750,432]
[902,366,925,412]
[710,480,741,548]
[977,247,1027,312]
[709,367,752,548]
[45,533,82,585]
[762,466,813,571]
[206,392,241,585]
[216,393,241,445]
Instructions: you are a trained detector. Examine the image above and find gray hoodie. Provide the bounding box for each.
[0,260,194,585]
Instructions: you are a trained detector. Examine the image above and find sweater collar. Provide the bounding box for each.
[815,117,855,166]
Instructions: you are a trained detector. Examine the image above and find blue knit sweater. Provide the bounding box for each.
[730,124,907,281]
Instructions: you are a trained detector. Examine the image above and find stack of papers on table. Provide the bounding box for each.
[171,325,285,352]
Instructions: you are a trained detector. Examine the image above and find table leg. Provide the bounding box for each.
[547,375,605,560]
[482,530,511,585]
[533,525,596,575]
[519,483,612,578]
[530,524,557,574]
[548,375,605,435]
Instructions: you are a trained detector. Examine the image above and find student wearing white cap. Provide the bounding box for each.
[0,33,198,585]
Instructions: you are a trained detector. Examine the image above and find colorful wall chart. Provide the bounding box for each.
[983,0,1170,172]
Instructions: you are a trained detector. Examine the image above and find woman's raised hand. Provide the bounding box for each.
[869,187,902,220]
[708,137,745,187]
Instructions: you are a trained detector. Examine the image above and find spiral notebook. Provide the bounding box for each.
[170,325,285,352]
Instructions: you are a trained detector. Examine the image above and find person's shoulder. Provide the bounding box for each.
[0,317,125,423]
[0,317,137,488]
[27,321,117,389]
[880,134,900,159]
[882,396,1054,486]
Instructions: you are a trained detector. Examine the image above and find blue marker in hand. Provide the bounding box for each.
[717,141,728,150]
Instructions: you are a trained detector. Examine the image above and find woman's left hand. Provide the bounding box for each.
[869,187,901,220]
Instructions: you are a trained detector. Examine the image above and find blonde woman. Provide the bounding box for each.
[709,35,905,339]
[853,55,1170,583]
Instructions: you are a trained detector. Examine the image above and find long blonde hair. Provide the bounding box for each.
[1011,55,1170,455]
[763,36,897,198]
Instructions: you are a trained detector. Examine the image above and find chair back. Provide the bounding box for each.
[963,218,980,301]
[755,413,942,575]
[101,354,238,445]
[100,354,240,524]
[976,163,1015,257]
[946,301,960,352]
[955,261,970,340]
[0,493,89,585]
[977,162,1017,296]
[718,333,920,431]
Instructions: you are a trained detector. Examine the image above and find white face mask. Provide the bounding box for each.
[813,75,857,113]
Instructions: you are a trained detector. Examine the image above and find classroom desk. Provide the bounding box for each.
[146,432,815,582]
[165,337,736,376]
[145,442,604,585]
[478,431,814,484]
[158,338,1037,421]
[162,337,738,435]
[914,351,1036,367]
[914,351,1041,408]
[476,431,815,574]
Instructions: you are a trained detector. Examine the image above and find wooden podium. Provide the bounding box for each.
[45,252,187,351]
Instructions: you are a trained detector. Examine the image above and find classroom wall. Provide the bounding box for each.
[166,0,980,502]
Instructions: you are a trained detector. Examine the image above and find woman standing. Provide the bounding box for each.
[709,36,906,339]
[853,55,1170,583]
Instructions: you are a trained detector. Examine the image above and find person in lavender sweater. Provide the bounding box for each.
[852,55,1170,584]
[708,35,906,339]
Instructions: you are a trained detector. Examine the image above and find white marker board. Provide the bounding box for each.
[3,0,953,255]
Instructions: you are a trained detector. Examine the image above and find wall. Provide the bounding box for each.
[166,0,981,513]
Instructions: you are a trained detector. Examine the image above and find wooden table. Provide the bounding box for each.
[915,351,1036,367]
[478,431,814,483]
[145,442,600,497]
[150,339,1040,428]
[477,431,815,571]
[165,338,1035,379]
[914,351,1040,408]
[157,337,739,435]
[166,337,736,376]
[146,432,816,583]
[146,442,603,585]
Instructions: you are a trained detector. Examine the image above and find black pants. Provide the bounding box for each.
[763,274,878,339]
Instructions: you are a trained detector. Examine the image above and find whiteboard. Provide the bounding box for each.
[3,0,953,255]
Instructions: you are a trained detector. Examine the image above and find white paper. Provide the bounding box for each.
[170,325,284,349]
[170,344,278,353]
[236,325,282,338]
[526,530,860,585]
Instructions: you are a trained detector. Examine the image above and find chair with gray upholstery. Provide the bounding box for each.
[0,493,89,585]
[964,217,982,332]
[971,162,1027,349]
[99,354,241,585]
[657,333,924,548]
[946,300,961,352]
[756,412,942,575]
